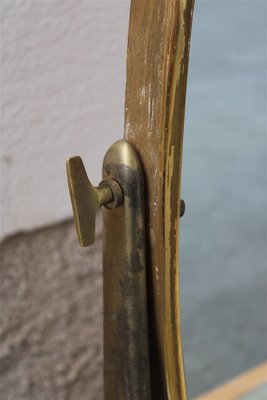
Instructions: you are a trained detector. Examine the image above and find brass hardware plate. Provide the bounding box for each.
[102,140,151,399]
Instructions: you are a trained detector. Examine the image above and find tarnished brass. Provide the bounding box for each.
[66,1,194,398]
[67,155,185,247]
[102,139,150,399]
[66,156,123,246]
[125,1,195,398]
[66,140,150,399]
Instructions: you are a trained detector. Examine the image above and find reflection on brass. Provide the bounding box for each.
[125,1,195,398]
[66,140,150,399]
[103,140,150,399]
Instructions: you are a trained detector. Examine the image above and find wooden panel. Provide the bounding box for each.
[124,1,195,398]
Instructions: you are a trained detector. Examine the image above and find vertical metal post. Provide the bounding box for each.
[102,140,151,400]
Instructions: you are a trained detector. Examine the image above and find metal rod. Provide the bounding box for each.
[102,140,151,400]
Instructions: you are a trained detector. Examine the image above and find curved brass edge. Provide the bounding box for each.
[102,140,151,400]
[124,1,195,399]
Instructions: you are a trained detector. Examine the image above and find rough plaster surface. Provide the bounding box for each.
[0,218,104,400]
[1,0,130,239]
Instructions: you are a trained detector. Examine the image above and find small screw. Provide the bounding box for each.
[180,199,185,218]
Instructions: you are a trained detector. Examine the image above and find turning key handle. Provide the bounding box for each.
[66,156,123,247]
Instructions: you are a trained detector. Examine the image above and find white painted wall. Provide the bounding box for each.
[1,1,130,240]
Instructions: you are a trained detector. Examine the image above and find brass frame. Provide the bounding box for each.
[67,1,195,399]
[125,1,195,398]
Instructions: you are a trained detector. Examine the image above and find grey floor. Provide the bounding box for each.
[242,384,267,400]
[181,0,267,397]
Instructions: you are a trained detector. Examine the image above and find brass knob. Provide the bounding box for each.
[66,156,123,247]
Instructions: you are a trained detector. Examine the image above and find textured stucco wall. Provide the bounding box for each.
[1,1,130,240]
[0,218,104,400]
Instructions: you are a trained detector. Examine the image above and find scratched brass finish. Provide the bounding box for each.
[66,157,123,246]
[125,1,195,399]
[67,140,151,398]
[102,140,150,400]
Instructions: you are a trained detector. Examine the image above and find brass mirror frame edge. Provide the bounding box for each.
[124,1,195,398]
[102,139,151,400]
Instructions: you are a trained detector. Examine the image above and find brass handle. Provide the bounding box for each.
[66,140,185,398]
[66,156,123,247]
[67,141,151,399]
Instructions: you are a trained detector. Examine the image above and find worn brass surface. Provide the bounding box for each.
[103,140,150,400]
[67,0,194,396]
[125,1,195,398]
[66,157,122,246]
